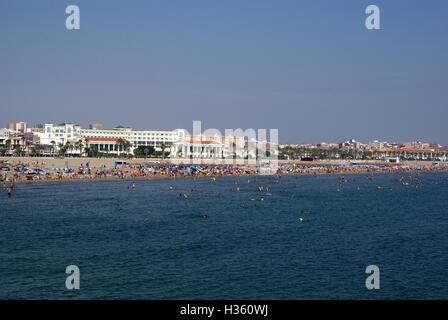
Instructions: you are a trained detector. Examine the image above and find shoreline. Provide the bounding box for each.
[2,156,448,186]
[7,168,448,186]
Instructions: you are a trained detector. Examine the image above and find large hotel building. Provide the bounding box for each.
[37,123,185,153]
[5,122,263,159]
[80,126,185,149]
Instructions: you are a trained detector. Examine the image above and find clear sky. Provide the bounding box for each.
[1,0,447,144]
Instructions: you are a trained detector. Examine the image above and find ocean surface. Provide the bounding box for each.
[1,173,447,299]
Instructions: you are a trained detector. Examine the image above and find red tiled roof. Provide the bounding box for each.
[188,140,216,145]
[85,137,127,142]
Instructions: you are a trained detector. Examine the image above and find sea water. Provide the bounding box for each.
[1,173,447,299]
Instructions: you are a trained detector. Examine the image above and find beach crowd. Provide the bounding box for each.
[1,161,448,185]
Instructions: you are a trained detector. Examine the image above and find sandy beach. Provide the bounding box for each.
[1,156,444,170]
[1,156,447,186]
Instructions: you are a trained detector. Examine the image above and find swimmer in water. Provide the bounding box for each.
[7,188,12,198]
[169,186,175,190]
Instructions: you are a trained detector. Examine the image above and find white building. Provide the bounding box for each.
[0,128,10,139]
[36,123,82,146]
[171,139,224,159]
[85,137,129,154]
[80,126,186,153]
[0,128,10,148]
[186,134,247,158]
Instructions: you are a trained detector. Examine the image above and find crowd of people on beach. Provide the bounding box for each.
[1,161,448,185]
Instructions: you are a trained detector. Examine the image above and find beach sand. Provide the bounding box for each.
[1,156,447,185]
[1,156,442,170]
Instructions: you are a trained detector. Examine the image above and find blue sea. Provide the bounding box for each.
[1,173,447,299]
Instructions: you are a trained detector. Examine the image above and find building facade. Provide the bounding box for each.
[85,137,129,154]
[80,127,186,153]
[171,140,224,159]
[7,121,27,133]
[0,128,10,149]
[36,123,82,146]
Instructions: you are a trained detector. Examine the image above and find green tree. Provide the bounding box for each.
[65,142,74,156]
[134,146,155,158]
[58,142,67,156]
[50,140,56,156]
[75,140,84,156]
[123,140,132,155]
[160,142,171,160]
[116,138,126,155]
[25,140,32,155]
[5,139,12,154]
[14,144,22,156]
[31,144,43,156]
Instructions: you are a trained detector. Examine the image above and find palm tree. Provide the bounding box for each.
[14,144,22,156]
[5,139,12,154]
[58,142,66,156]
[74,139,84,156]
[116,138,126,155]
[20,136,27,154]
[160,142,172,160]
[160,143,167,160]
[32,144,43,156]
[50,140,56,156]
[25,140,32,155]
[123,140,132,156]
[65,142,73,156]
[84,138,91,151]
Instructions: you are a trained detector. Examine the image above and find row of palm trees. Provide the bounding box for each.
[48,139,132,156]
[1,137,172,158]
[279,146,448,161]
[1,137,34,156]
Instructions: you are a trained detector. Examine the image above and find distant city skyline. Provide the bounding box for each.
[1,0,447,144]
[3,120,447,148]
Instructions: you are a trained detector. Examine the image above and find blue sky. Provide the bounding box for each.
[1,0,447,144]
